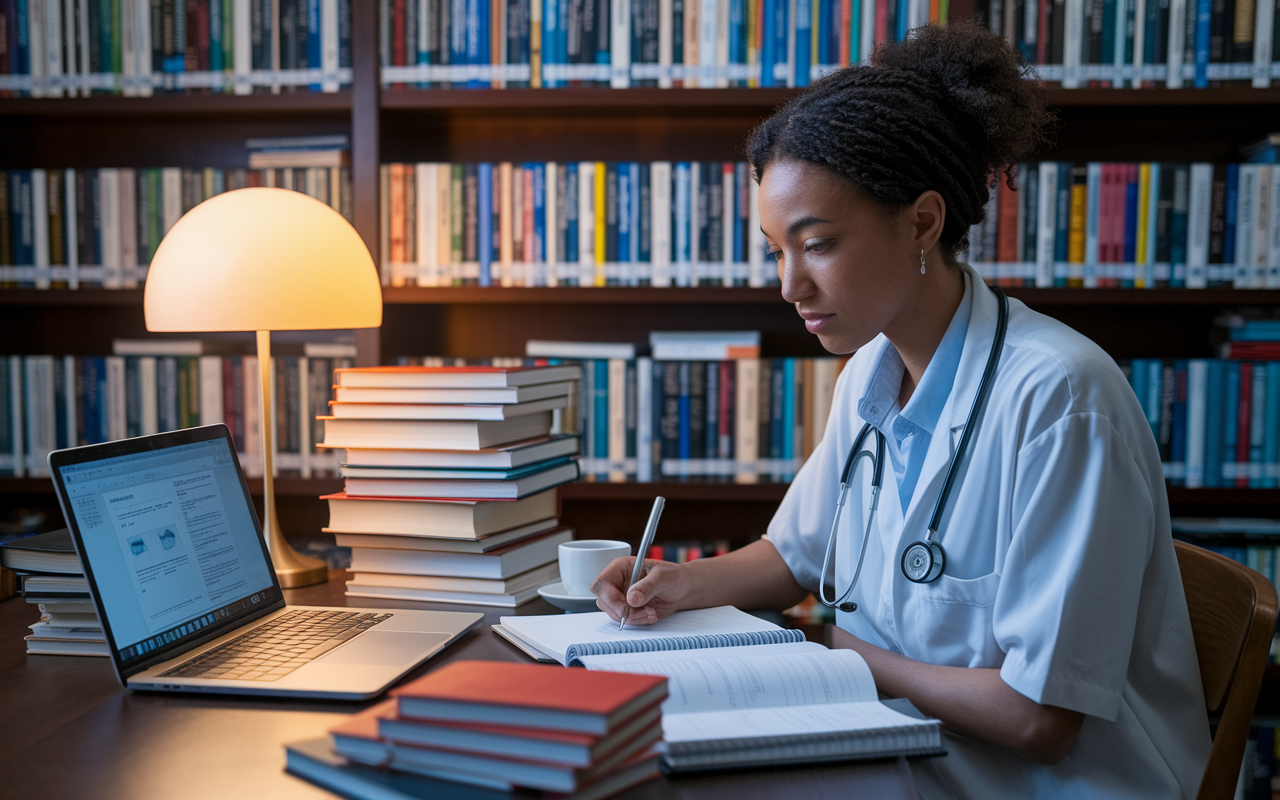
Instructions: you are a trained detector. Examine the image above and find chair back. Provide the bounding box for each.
[1175,540,1279,800]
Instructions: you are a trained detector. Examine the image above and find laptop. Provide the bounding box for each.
[47,424,484,700]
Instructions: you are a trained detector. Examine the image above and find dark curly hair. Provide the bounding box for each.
[747,22,1053,263]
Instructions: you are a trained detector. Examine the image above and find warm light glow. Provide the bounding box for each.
[144,187,382,332]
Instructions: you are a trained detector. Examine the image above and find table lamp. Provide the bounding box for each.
[143,187,382,588]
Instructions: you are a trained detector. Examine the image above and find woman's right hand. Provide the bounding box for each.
[590,557,688,625]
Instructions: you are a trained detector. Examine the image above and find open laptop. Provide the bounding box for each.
[47,424,483,700]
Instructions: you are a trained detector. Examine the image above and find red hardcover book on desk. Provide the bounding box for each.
[392,660,667,735]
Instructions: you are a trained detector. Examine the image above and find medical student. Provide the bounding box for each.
[591,22,1211,799]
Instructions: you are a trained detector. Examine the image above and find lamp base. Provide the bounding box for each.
[275,554,331,589]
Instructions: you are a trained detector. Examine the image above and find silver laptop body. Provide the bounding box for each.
[48,424,482,700]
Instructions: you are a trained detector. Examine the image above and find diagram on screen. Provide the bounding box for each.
[159,529,177,550]
[129,537,147,556]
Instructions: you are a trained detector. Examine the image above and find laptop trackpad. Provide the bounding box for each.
[321,631,453,666]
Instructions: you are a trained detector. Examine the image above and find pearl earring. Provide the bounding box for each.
[920,250,926,275]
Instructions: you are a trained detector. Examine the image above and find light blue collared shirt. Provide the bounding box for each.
[855,275,973,514]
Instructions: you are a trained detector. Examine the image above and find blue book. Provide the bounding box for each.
[1225,164,1239,285]
[674,163,691,285]
[472,0,491,88]
[897,0,908,40]
[677,362,692,461]
[210,0,226,73]
[760,0,777,86]
[816,0,831,66]
[478,163,493,287]
[770,359,785,464]
[1265,363,1280,488]
[782,358,796,477]
[1204,360,1225,487]
[594,360,609,467]
[1251,363,1267,488]
[794,0,812,87]
[543,0,559,87]
[733,163,746,267]
[82,357,108,445]
[1145,360,1163,443]
[638,163,652,270]
[1054,162,1072,287]
[14,0,28,76]
[1193,0,1211,88]
[1123,169,1138,276]
[533,163,547,274]
[565,162,579,278]
[306,0,320,88]
[729,0,745,83]
[1130,358,1149,416]
[628,163,641,276]
[10,171,33,273]
[1223,361,1240,487]
[617,164,631,283]
[1171,361,1188,486]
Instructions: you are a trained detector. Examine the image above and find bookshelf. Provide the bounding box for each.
[4,6,1280,558]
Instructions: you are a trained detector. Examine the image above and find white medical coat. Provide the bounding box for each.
[767,264,1212,798]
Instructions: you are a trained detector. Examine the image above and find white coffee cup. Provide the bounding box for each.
[559,540,631,597]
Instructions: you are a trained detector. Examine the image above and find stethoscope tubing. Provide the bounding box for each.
[817,285,1009,610]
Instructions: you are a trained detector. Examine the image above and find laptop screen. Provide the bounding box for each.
[55,432,281,670]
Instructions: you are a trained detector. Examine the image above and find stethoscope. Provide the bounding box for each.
[819,285,1009,612]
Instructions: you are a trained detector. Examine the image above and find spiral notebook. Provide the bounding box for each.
[492,606,806,666]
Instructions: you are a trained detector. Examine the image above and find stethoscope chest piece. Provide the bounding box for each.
[901,540,945,583]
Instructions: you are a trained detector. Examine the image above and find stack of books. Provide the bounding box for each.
[285,661,665,799]
[319,364,583,607]
[0,529,106,657]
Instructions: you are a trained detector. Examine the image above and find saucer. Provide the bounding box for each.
[537,581,601,613]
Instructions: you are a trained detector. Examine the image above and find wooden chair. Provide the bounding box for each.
[1175,540,1280,800]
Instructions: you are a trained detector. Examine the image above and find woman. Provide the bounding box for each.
[591,23,1211,798]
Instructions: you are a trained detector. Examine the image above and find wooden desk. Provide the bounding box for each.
[0,571,920,800]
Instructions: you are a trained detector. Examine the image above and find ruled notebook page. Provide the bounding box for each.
[662,700,934,747]
[497,606,802,665]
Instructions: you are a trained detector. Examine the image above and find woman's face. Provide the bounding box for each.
[758,159,925,355]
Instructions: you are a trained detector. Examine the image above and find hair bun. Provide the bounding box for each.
[872,22,1052,182]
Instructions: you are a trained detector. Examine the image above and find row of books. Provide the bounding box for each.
[0,349,355,478]
[1123,358,1280,487]
[0,166,352,289]
[962,161,1280,289]
[0,0,353,96]
[567,357,846,482]
[379,160,776,288]
[375,0,1280,90]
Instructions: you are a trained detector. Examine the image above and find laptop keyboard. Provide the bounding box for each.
[159,609,393,682]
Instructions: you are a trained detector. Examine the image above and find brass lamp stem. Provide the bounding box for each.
[257,330,329,588]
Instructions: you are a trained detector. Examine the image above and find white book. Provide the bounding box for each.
[61,357,76,449]
[234,0,252,94]
[1085,163,1102,288]
[199,356,225,426]
[1185,360,1208,488]
[545,161,558,287]
[1063,0,1084,88]
[99,169,122,289]
[1167,0,1187,88]
[322,0,340,91]
[611,0,630,88]
[1131,0,1146,88]
[350,528,567,579]
[139,357,159,436]
[1268,166,1280,288]
[121,0,137,97]
[31,170,50,290]
[699,0,719,89]
[1255,0,1275,88]
[43,0,63,98]
[436,164,451,282]
[1236,165,1259,289]
[416,163,437,287]
[106,356,126,442]
[134,0,153,96]
[651,162,672,288]
[628,162,641,284]
[688,163,700,286]
[636,356,653,482]
[1112,0,1126,83]
[162,168,183,234]
[1255,166,1272,289]
[345,583,544,608]
[658,0,673,87]
[1186,163,1213,289]
[23,357,55,476]
[859,0,874,63]
[28,0,45,97]
[577,641,941,772]
[579,162,595,286]
[118,169,138,288]
[6,356,24,478]
[64,169,78,289]
[748,178,764,287]
[1036,162,1057,288]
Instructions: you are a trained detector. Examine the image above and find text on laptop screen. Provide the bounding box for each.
[57,437,277,661]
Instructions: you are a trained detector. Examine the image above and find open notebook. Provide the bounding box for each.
[494,608,944,772]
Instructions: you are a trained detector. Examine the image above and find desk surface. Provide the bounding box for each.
[0,571,919,800]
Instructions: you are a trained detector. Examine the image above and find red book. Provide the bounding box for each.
[392,660,667,735]
[996,178,1020,284]
[1237,363,1253,488]
[718,361,734,459]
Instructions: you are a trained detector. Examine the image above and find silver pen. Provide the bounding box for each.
[620,496,666,631]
